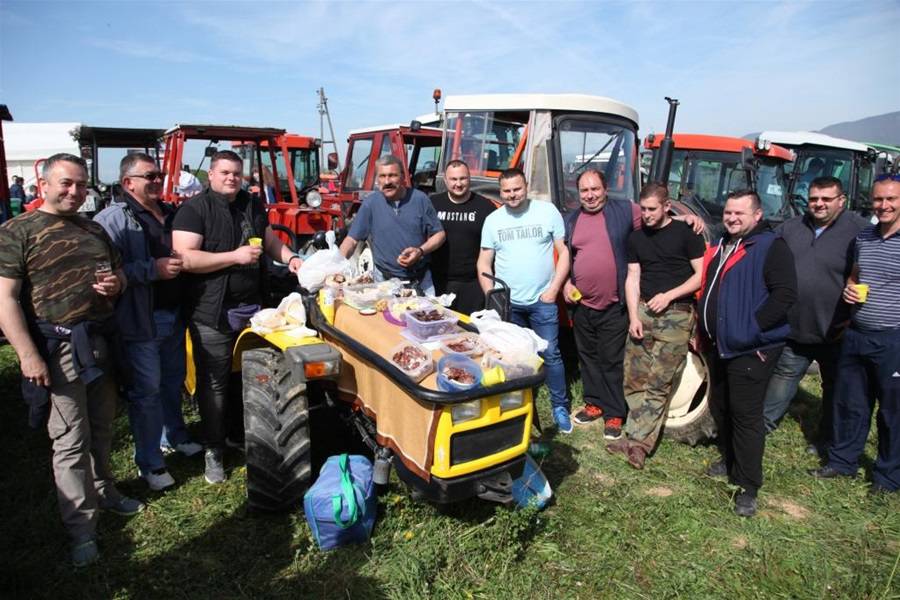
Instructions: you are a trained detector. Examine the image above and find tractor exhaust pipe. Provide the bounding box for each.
[651,97,679,185]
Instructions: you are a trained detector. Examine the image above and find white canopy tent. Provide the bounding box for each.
[4,122,81,186]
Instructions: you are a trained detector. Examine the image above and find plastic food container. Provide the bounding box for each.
[385,297,435,325]
[388,341,433,382]
[481,352,539,381]
[342,284,392,311]
[438,333,484,357]
[405,306,458,340]
[436,355,483,392]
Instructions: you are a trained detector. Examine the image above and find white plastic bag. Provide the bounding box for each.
[249,293,317,337]
[297,231,354,292]
[469,309,548,355]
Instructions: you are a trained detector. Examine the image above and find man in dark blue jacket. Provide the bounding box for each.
[698,189,797,516]
[95,153,203,491]
[763,177,868,449]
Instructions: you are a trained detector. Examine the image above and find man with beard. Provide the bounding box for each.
[811,174,900,494]
[698,189,796,516]
[430,160,496,313]
[340,155,445,294]
[477,168,571,432]
[95,153,203,492]
[173,150,301,485]
[763,176,868,450]
[0,154,144,566]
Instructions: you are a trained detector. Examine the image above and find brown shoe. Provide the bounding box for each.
[626,446,646,470]
[605,438,630,457]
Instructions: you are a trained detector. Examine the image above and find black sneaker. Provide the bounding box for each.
[572,404,603,425]
[734,490,757,517]
[204,449,226,484]
[705,460,727,478]
[809,465,855,479]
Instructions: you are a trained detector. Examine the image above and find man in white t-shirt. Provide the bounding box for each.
[476,168,572,432]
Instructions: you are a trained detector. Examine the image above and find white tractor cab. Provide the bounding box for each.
[433,94,715,444]
[434,94,641,210]
[757,131,879,217]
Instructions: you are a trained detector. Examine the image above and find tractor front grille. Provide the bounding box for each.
[449,415,526,466]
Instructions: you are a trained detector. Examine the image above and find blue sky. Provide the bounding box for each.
[1,0,897,167]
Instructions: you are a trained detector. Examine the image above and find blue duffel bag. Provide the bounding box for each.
[303,454,377,550]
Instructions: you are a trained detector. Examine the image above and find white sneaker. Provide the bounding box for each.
[161,441,203,457]
[141,468,175,491]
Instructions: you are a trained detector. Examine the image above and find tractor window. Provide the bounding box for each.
[290,149,319,190]
[379,135,393,159]
[345,138,374,191]
[558,119,637,210]
[442,111,527,175]
[854,159,874,215]
[755,159,790,219]
[679,152,750,220]
[790,151,855,205]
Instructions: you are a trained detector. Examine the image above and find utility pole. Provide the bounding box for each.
[317,87,340,172]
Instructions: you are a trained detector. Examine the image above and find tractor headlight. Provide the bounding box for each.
[451,400,481,424]
[306,190,323,208]
[499,391,524,412]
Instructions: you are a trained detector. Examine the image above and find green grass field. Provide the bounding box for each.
[1,343,897,600]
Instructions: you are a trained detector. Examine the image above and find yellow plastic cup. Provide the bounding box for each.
[854,283,869,303]
[569,286,582,302]
[248,237,263,247]
[481,366,506,387]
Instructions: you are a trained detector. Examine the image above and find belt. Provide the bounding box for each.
[641,300,694,312]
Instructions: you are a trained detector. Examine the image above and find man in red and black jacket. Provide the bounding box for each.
[698,189,797,517]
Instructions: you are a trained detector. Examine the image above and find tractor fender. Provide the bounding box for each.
[232,328,325,372]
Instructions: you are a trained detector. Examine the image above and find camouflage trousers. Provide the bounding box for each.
[623,302,694,452]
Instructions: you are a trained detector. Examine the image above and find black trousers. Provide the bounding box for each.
[707,346,783,495]
[573,303,628,418]
[189,321,242,449]
[434,277,485,316]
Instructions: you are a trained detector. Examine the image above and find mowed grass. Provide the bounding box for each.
[1,343,898,600]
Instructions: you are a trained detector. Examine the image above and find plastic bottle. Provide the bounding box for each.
[319,288,335,325]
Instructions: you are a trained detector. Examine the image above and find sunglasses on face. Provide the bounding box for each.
[129,172,164,182]
[875,173,900,183]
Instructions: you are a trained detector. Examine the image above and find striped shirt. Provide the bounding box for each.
[853,224,900,331]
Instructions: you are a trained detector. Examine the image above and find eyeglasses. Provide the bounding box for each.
[129,172,164,182]
[807,194,842,203]
[875,173,900,183]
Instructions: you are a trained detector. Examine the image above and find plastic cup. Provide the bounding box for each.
[853,283,869,303]
[248,237,262,247]
[569,286,582,302]
[95,260,112,284]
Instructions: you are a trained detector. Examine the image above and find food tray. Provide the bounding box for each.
[436,355,483,392]
[388,341,434,382]
[342,284,394,311]
[405,306,458,340]
[438,333,484,357]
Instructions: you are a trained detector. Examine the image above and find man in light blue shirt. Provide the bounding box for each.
[477,168,572,432]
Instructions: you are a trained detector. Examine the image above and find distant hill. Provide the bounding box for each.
[745,110,900,146]
[819,111,900,146]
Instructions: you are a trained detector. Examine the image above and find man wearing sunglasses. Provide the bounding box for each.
[762,176,868,453]
[95,153,203,492]
[812,173,900,494]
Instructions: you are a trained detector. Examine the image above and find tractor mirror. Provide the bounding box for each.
[204,146,218,157]
[740,147,755,171]
[327,152,339,171]
[409,120,422,132]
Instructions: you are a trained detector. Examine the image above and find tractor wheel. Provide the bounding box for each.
[242,347,311,511]
[663,349,717,445]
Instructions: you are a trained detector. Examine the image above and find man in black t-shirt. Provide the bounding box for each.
[606,183,705,469]
[172,150,302,485]
[429,160,496,314]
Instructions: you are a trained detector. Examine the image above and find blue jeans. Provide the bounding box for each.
[762,341,838,438]
[510,300,568,409]
[125,310,190,473]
